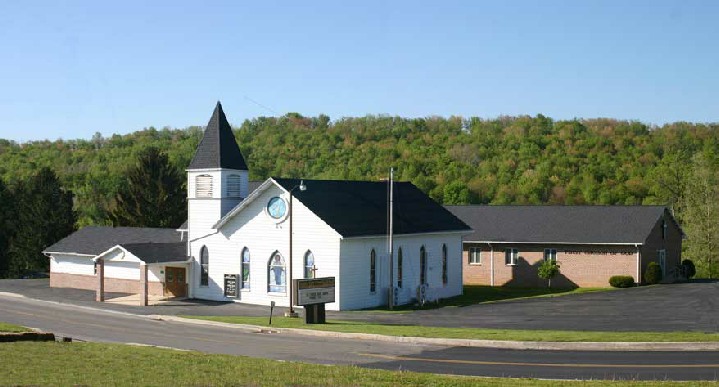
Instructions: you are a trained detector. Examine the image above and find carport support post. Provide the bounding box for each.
[140,263,148,306]
[95,259,104,302]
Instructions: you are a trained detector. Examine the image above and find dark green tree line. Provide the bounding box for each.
[0,179,15,278]
[6,168,76,277]
[1,115,719,277]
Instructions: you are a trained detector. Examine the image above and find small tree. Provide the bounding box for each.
[538,259,560,288]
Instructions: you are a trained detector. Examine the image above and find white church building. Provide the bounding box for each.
[45,103,470,311]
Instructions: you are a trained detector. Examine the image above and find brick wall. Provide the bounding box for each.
[463,243,638,288]
[50,272,165,296]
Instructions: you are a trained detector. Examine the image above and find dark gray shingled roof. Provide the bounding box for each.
[188,101,248,170]
[273,178,470,237]
[445,205,673,244]
[44,226,183,256]
[120,242,188,264]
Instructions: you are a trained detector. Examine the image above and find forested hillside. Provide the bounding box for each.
[1,114,717,224]
[1,113,718,277]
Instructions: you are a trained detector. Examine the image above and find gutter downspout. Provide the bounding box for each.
[634,243,642,286]
[489,243,495,287]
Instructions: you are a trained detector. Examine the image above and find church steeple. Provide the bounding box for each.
[186,102,250,241]
[188,101,248,170]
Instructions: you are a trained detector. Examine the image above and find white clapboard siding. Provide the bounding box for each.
[190,184,342,308]
[148,266,163,282]
[50,254,95,275]
[338,238,387,310]
[338,233,464,310]
[187,169,248,242]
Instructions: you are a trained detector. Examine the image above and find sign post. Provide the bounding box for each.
[292,277,335,324]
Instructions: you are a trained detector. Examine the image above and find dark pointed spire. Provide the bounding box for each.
[188,102,248,170]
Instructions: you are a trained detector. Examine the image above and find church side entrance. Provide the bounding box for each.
[165,267,187,297]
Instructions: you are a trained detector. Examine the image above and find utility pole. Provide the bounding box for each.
[388,167,394,309]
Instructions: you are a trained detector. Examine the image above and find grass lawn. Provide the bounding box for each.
[378,285,612,311]
[0,322,32,333]
[182,286,717,342]
[1,341,712,386]
[182,315,719,342]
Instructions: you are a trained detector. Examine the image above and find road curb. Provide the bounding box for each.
[152,315,719,352]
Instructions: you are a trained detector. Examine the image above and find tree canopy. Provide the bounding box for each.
[7,168,75,277]
[110,147,186,228]
[1,114,718,277]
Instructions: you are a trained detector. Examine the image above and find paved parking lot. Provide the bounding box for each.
[1,279,717,332]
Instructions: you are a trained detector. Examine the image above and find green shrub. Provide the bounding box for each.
[681,259,696,279]
[644,262,663,284]
[609,275,635,288]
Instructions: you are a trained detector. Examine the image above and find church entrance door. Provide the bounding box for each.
[165,267,187,298]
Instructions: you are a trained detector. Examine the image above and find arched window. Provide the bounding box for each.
[196,174,213,198]
[370,249,376,293]
[304,250,315,279]
[442,244,448,286]
[199,246,209,286]
[268,252,286,293]
[419,246,427,285]
[241,247,250,289]
[227,174,242,198]
[397,247,403,288]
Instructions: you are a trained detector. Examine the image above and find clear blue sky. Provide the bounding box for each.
[1,1,717,142]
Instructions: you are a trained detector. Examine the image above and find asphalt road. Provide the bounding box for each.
[2,293,718,381]
[2,279,718,332]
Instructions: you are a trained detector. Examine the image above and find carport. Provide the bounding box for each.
[93,242,189,306]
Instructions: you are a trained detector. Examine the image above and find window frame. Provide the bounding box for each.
[658,249,667,276]
[504,248,518,266]
[199,246,209,287]
[196,174,213,198]
[397,247,403,289]
[543,248,557,262]
[420,246,427,285]
[227,174,242,198]
[304,250,315,279]
[441,244,448,286]
[267,252,286,293]
[469,247,482,265]
[370,249,376,293]
[241,247,250,290]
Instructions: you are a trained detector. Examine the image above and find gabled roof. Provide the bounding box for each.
[120,242,188,264]
[178,181,262,230]
[445,205,676,245]
[44,226,182,256]
[188,101,248,170]
[269,178,470,238]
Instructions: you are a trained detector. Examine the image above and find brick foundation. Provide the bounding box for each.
[50,272,165,297]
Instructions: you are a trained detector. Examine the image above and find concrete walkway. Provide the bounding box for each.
[105,294,188,306]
